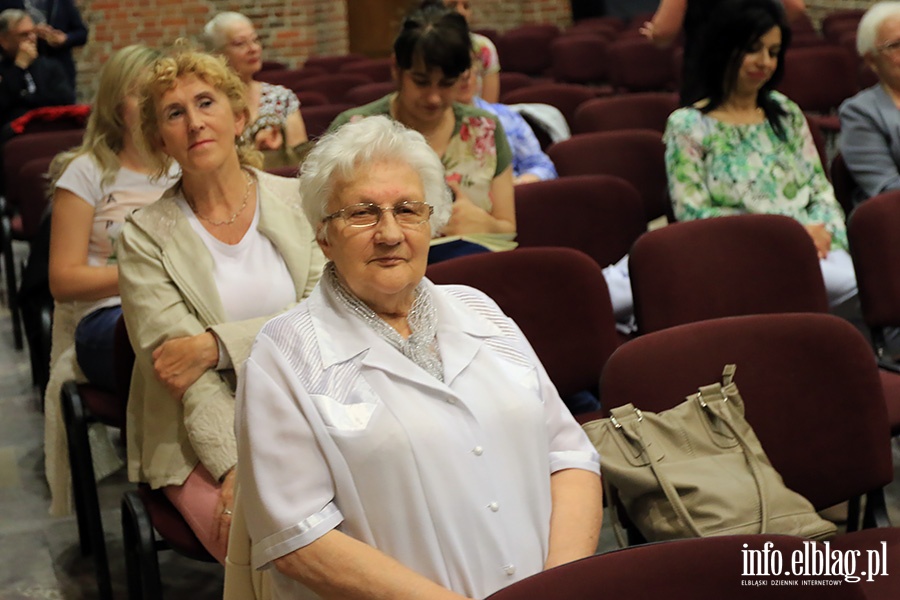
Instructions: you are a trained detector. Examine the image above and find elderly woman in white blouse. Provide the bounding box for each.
[235,115,602,600]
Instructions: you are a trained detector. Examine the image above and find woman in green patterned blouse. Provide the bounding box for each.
[663,0,856,306]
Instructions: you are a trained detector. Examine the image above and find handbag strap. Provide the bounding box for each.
[627,365,770,537]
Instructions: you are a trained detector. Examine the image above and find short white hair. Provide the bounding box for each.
[203,12,253,51]
[857,2,900,56]
[299,116,452,240]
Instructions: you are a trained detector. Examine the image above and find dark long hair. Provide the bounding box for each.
[394,4,472,78]
[691,0,792,139]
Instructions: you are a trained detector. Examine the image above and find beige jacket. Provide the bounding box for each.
[117,169,324,488]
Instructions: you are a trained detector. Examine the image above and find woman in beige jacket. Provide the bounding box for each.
[117,48,324,563]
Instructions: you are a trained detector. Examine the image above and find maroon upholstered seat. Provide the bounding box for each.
[572,92,678,135]
[344,81,396,107]
[629,214,828,334]
[550,35,610,85]
[294,90,329,107]
[2,128,84,349]
[830,152,857,218]
[339,57,393,82]
[501,83,599,128]
[848,190,900,355]
[426,248,618,403]
[254,66,325,86]
[547,129,671,223]
[514,175,645,269]
[293,73,374,103]
[606,36,677,93]
[302,53,366,71]
[495,26,560,76]
[301,103,354,139]
[62,316,134,600]
[777,47,859,116]
[487,534,869,599]
[498,72,539,96]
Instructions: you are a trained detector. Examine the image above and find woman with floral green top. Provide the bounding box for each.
[663,0,856,306]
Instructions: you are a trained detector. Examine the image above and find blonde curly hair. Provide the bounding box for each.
[137,43,262,177]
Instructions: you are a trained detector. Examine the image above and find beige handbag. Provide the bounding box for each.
[583,365,836,544]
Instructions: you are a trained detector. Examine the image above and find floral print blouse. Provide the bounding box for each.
[244,82,301,143]
[664,91,847,250]
[329,95,512,212]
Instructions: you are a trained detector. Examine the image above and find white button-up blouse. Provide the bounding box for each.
[235,280,600,600]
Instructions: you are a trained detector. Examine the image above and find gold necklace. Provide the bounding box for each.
[188,170,252,227]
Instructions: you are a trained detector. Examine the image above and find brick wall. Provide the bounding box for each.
[473,0,571,32]
[73,0,349,100]
[72,0,570,101]
[806,0,876,25]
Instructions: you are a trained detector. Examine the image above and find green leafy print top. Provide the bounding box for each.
[663,91,846,250]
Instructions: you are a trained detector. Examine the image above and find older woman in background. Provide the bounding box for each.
[235,115,602,600]
[330,5,515,240]
[118,48,324,562]
[839,1,900,204]
[203,12,307,151]
[664,0,856,307]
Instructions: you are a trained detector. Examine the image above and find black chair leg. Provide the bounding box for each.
[1,214,23,349]
[61,381,113,600]
[123,490,163,600]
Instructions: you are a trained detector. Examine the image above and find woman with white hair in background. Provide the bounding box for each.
[839,1,900,204]
[234,115,603,600]
[204,12,308,152]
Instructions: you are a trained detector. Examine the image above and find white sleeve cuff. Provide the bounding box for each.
[251,501,344,570]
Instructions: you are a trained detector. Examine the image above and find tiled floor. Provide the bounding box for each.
[1,240,899,597]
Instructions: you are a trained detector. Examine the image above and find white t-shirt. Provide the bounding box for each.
[177,193,295,322]
[55,154,178,323]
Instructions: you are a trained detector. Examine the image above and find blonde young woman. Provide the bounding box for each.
[44,44,178,517]
[203,12,307,151]
[117,48,323,562]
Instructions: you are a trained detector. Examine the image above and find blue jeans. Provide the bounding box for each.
[75,305,122,393]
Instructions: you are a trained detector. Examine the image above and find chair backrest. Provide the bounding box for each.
[295,90,329,107]
[301,103,354,139]
[259,60,287,72]
[254,66,325,86]
[572,92,679,135]
[302,53,366,71]
[629,214,829,334]
[496,27,560,75]
[487,534,868,600]
[600,313,893,512]
[501,83,597,127]
[830,152,857,218]
[777,47,859,114]
[550,35,610,84]
[426,247,619,399]
[339,57,393,82]
[822,9,865,44]
[294,73,374,103]
[12,156,53,239]
[514,175,645,268]
[3,129,84,201]
[606,37,677,93]
[547,129,670,224]
[498,72,538,96]
[847,189,900,331]
[344,81,396,107]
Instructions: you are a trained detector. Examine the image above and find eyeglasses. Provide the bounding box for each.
[878,39,900,57]
[228,36,262,51]
[323,201,433,228]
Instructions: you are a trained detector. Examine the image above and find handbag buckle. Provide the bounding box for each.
[634,408,644,421]
[610,414,622,429]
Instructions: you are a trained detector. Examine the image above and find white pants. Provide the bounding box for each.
[820,249,858,308]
